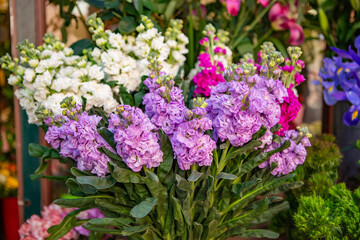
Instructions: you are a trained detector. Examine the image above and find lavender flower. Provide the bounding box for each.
[171,103,216,170]
[108,105,163,172]
[206,72,286,147]
[45,111,112,177]
[143,73,187,136]
[259,128,311,176]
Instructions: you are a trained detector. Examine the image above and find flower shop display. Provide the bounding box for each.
[4,12,311,238]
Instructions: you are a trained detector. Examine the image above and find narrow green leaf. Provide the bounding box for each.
[46,215,76,240]
[188,170,203,181]
[87,217,133,227]
[215,172,237,180]
[76,175,116,190]
[130,197,158,218]
[109,163,143,183]
[240,229,279,239]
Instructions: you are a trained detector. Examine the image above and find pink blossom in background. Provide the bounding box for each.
[257,0,269,7]
[224,0,241,16]
[269,2,304,45]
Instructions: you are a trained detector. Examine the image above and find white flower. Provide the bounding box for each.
[88,65,104,81]
[8,75,20,85]
[34,71,52,88]
[109,33,125,50]
[96,38,107,46]
[24,69,35,82]
[151,36,165,51]
[64,47,74,56]
[51,77,73,92]
[166,39,177,48]
[41,49,52,58]
[63,56,78,65]
[91,47,102,61]
[29,59,39,68]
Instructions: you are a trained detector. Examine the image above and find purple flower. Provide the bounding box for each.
[259,129,311,176]
[45,112,113,177]
[109,105,163,172]
[171,110,216,170]
[75,208,106,237]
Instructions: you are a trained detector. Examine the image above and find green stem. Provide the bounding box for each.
[217,140,231,175]
[231,0,276,49]
[233,3,247,38]
[188,3,195,69]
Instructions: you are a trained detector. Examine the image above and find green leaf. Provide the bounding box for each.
[70,39,95,55]
[28,143,48,157]
[225,140,262,162]
[54,195,111,208]
[104,0,120,8]
[119,86,134,106]
[98,128,116,150]
[232,179,262,195]
[142,0,167,13]
[133,0,143,14]
[176,174,192,194]
[46,215,77,240]
[87,217,133,227]
[188,170,203,181]
[118,16,137,34]
[122,225,149,236]
[134,91,146,107]
[141,229,161,240]
[76,175,116,190]
[84,0,106,9]
[250,201,289,225]
[193,222,203,240]
[70,167,90,177]
[109,162,143,183]
[270,124,281,133]
[157,132,174,181]
[95,198,131,214]
[130,197,158,218]
[240,229,279,239]
[171,195,185,235]
[215,172,237,180]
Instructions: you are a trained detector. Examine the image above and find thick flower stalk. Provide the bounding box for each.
[259,127,312,176]
[42,97,113,177]
[108,105,163,172]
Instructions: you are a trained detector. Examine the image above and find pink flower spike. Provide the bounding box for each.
[199,37,209,45]
[288,22,304,45]
[257,0,269,7]
[225,0,241,16]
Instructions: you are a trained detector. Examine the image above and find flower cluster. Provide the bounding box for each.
[108,105,163,172]
[257,43,306,135]
[143,72,188,137]
[190,24,232,97]
[1,15,188,124]
[19,204,77,240]
[318,36,360,126]
[143,70,216,170]
[43,97,113,177]
[259,127,311,176]
[171,99,216,170]
[206,64,287,147]
[1,35,118,124]
[19,204,105,240]
[88,15,188,94]
[0,161,17,197]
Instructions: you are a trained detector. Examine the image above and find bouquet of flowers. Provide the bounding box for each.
[317,35,360,126]
[4,15,310,239]
[0,161,18,198]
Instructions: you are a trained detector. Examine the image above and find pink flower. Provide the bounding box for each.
[225,0,241,16]
[295,73,305,85]
[258,0,269,7]
[269,2,304,45]
[276,87,301,136]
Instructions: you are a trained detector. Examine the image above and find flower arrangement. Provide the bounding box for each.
[4,15,310,239]
[0,14,188,124]
[317,36,360,126]
[0,161,18,198]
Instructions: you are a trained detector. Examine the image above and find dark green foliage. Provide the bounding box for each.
[294,183,360,240]
[270,134,342,238]
[29,126,300,239]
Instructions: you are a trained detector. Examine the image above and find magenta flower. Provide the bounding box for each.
[269,2,304,45]
[224,0,241,16]
[258,0,269,7]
